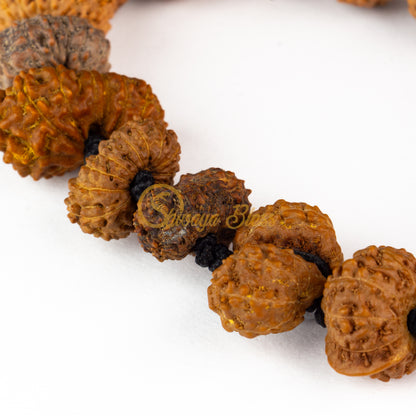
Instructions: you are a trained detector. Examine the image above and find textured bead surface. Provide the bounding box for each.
[234,199,343,270]
[0,15,110,89]
[134,168,251,261]
[208,243,326,338]
[65,120,180,241]
[0,0,125,33]
[323,246,416,382]
[0,65,164,179]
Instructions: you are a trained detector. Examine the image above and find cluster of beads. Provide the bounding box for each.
[0,0,415,383]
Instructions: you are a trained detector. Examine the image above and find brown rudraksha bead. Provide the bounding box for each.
[0,65,164,180]
[0,15,110,89]
[208,199,343,338]
[65,120,180,241]
[338,0,390,7]
[323,245,416,382]
[0,0,125,33]
[208,243,326,338]
[234,199,343,270]
[133,168,251,261]
[409,0,416,18]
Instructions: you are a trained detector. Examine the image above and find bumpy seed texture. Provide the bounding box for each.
[0,0,125,33]
[208,243,326,338]
[0,15,110,89]
[0,65,164,180]
[133,168,251,261]
[338,0,390,6]
[323,245,416,382]
[65,120,180,241]
[234,199,343,270]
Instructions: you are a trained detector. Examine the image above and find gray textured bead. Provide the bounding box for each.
[0,15,110,89]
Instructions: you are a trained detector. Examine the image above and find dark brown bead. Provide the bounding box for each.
[133,168,251,261]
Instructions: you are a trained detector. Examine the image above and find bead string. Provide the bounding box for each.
[0,1,415,383]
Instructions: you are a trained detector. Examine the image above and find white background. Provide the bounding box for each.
[1,0,416,414]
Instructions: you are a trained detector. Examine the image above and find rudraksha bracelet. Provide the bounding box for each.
[0,0,415,383]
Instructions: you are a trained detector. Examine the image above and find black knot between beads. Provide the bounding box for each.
[293,249,332,278]
[305,297,326,328]
[84,125,107,160]
[293,249,331,328]
[129,170,155,205]
[407,309,416,338]
[194,234,233,272]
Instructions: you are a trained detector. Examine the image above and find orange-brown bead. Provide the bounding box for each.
[234,199,344,270]
[0,65,164,180]
[338,0,390,7]
[323,245,416,382]
[409,0,416,18]
[208,243,326,338]
[65,120,180,241]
